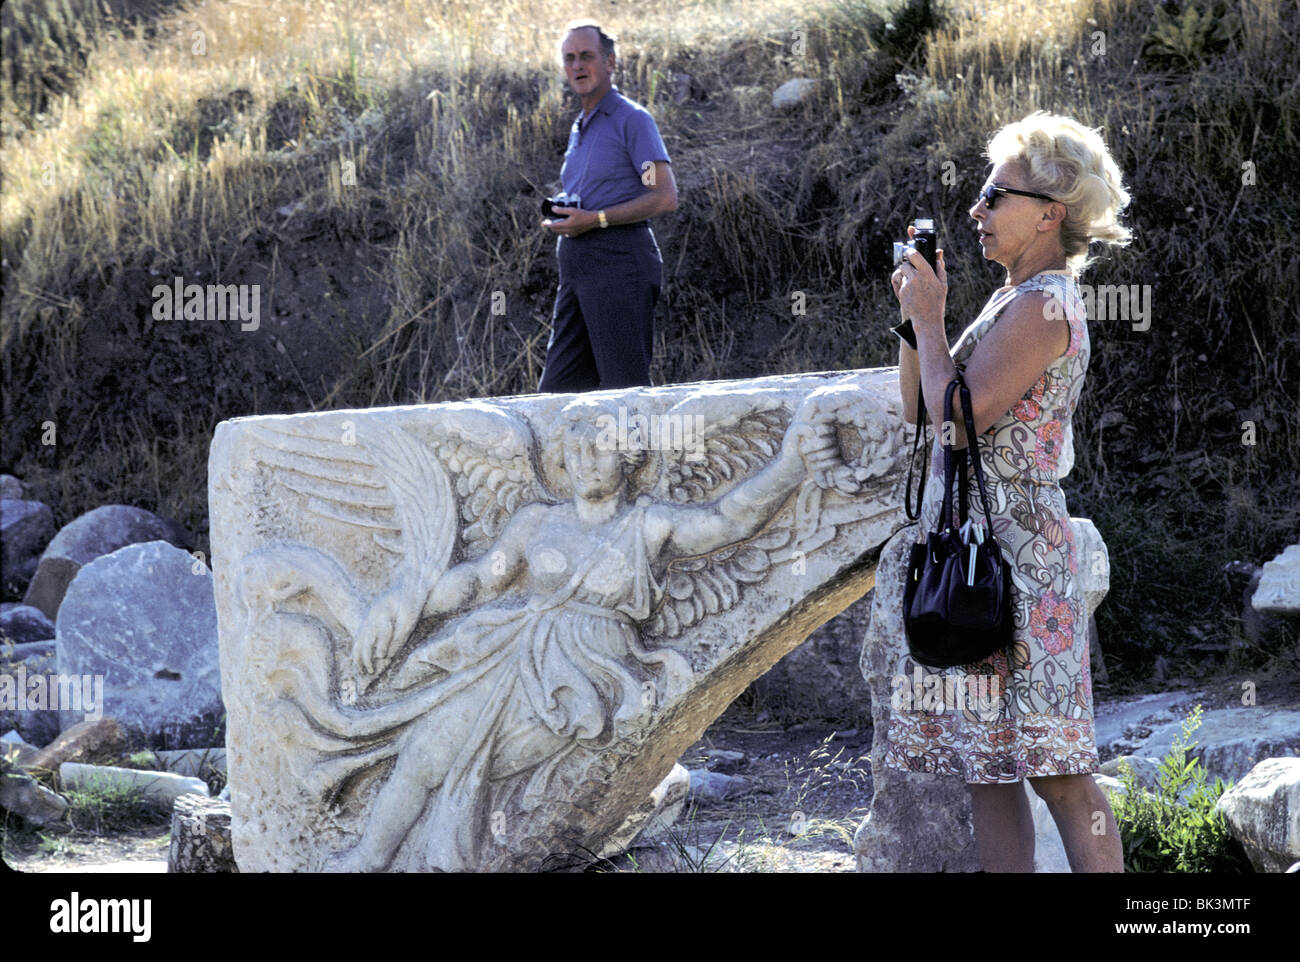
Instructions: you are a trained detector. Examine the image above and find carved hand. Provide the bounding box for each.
[352,581,420,677]
[796,385,875,495]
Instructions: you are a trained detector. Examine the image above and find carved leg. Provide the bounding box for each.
[326,705,478,872]
[326,746,438,872]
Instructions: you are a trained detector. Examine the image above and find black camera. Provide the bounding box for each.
[890,217,938,350]
[541,192,581,220]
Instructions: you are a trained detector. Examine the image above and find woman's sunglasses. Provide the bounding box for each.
[975,184,1058,209]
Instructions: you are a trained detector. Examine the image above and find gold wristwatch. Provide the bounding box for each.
[598,210,608,228]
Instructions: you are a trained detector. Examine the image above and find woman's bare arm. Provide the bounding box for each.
[937,291,1069,447]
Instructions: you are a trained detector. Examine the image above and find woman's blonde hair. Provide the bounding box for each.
[987,112,1132,271]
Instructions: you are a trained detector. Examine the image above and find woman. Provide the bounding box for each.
[884,112,1132,872]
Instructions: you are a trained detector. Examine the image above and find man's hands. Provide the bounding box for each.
[542,207,600,237]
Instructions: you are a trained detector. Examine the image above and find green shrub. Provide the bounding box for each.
[1109,705,1253,872]
[63,774,171,834]
[1141,0,1242,67]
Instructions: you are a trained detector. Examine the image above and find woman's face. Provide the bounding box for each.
[563,426,625,502]
[968,159,1057,269]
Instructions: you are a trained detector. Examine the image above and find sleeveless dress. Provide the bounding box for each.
[881,269,1099,784]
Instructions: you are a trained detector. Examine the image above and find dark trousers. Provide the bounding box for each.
[538,224,662,393]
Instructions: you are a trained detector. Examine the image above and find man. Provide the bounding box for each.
[538,20,678,393]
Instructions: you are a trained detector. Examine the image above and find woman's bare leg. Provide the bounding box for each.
[966,781,1035,872]
[1028,773,1124,873]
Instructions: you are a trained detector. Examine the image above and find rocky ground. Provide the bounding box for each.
[5,666,1297,874]
[5,823,170,873]
[604,714,874,873]
[3,706,872,874]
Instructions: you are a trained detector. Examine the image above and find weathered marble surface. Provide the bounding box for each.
[210,370,911,871]
[1253,543,1300,614]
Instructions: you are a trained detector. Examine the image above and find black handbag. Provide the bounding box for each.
[902,371,1015,669]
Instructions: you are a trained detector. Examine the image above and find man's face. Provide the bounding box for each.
[561,28,613,102]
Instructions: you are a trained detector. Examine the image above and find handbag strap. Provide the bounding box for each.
[904,380,930,521]
[953,372,998,531]
[938,377,962,532]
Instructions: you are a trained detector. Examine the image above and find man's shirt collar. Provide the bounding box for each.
[579,85,621,128]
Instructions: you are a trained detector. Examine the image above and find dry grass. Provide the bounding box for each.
[2,0,1297,687]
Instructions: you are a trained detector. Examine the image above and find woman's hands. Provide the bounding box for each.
[891,225,948,332]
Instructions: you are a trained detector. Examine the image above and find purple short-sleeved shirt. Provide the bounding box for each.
[559,85,671,215]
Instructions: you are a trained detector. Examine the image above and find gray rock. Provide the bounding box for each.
[1,499,55,598]
[55,540,223,748]
[1,729,38,766]
[772,78,820,109]
[1097,697,1300,785]
[1094,691,1208,757]
[0,475,27,500]
[168,794,238,873]
[1,624,61,748]
[3,639,57,663]
[1093,773,1127,799]
[1214,757,1300,873]
[0,770,69,828]
[705,748,746,774]
[0,605,55,646]
[687,768,750,803]
[60,761,209,804]
[1099,755,1166,795]
[12,702,61,748]
[23,504,194,621]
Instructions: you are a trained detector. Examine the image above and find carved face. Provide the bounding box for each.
[563,425,625,502]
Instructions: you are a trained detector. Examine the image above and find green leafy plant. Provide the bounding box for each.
[862,0,945,64]
[63,774,172,835]
[1109,705,1252,872]
[1141,1,1242,68]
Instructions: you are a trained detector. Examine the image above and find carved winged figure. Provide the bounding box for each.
[233,389,857,871]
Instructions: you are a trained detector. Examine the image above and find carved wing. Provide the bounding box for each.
[649,398,789,504]
[644,395,803,640]
[428,403,554,560]
[240,415,457,632]
[647,513,803,639]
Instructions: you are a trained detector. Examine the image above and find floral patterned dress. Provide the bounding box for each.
[881,269,1098,784]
